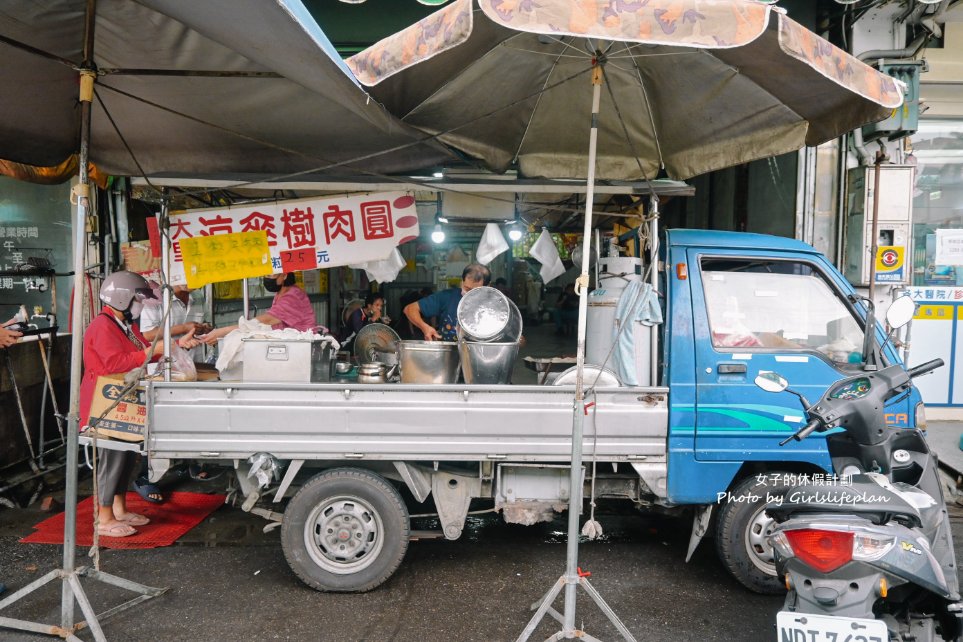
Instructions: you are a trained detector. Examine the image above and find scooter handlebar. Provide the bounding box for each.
[779,418,821,446]
[907,359,944,379]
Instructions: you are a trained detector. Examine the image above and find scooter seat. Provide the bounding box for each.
[767,475,923,527]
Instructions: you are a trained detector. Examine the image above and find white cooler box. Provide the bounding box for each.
[241,337,334,383]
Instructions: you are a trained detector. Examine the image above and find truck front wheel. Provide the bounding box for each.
[715,472,791,595]
[281,468,410,592]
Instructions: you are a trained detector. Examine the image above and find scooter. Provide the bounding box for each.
[756,296,962,642]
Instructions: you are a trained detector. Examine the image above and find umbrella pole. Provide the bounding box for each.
[517,59,637,642]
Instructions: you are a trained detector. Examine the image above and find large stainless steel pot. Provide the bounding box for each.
[459,340,519,385]
[397,341,460,384]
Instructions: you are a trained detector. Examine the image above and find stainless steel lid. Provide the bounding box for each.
[457,286,511,341]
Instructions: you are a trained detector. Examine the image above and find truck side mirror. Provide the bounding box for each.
[755,371,788,393]
[886,296,915,330]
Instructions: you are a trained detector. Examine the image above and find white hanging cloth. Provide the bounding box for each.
[529,228,565,284]
[349,248,407,283]
[475,222,510,265]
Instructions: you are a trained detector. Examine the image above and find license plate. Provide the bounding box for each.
[776,611,888,642]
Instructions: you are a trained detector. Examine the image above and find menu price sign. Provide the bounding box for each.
[179,230,272,288]
[167,192,419,286]
[280,248,318,272]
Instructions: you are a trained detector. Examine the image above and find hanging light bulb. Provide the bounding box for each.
[431,223,446,244]
[508,224,523,242]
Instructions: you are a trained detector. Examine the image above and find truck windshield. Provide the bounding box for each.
[701,258,865,367]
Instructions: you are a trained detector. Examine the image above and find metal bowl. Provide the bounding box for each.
[397,341,460,384]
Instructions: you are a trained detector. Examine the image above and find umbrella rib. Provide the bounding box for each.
[98,68,283,78]
[0,33,78,69]
[622,42,665,172]
[541,34,593,58]
[600,64,651,187]
[498,45,590,59]
[513,41,573,166]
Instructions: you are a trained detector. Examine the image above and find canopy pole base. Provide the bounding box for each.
[516,574,637,642]
[0,566,167,642]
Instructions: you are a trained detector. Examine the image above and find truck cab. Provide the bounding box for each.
[663,229,922,592]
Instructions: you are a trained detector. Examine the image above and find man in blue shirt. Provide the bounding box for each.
[404,263,491,341]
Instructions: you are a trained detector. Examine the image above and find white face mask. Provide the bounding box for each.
[129,301,144,320]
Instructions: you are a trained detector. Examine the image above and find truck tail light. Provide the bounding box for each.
[777,528,895,574]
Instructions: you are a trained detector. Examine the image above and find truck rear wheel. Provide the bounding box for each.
[715,472,791,595]
[281,468,409,592]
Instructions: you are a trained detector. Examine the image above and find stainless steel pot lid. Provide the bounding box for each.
[456,286,511,341]
[552,365,621,388]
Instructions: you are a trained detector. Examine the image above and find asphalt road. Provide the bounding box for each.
[1,488,962,641]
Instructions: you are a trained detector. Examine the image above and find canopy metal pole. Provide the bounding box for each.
[0,4,166,639]
[648,195,659,387]
[160,196,172,382]
[518,56,637,642]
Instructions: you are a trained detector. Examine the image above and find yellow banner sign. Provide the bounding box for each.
[179,230,273,288]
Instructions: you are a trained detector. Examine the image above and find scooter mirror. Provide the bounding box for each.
[755,371,788,393]
[886,295,916,330]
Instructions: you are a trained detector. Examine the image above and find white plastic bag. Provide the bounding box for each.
[169,341,197,381]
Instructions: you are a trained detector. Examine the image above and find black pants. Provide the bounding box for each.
[96,449,137,507]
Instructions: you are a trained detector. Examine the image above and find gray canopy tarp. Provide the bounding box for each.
[0,0,454,179]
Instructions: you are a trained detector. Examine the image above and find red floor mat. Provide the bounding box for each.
[20,491,225,549]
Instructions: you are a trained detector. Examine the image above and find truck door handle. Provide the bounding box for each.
[717,363,747,374]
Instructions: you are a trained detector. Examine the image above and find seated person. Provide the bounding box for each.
[203,272,317,344]
[341,292,387,349]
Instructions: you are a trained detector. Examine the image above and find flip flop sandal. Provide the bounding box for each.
[116,513,150,527]
[98,523,137,538]
[133,477,164,504]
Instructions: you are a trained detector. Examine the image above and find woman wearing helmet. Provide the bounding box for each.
[80,271,199,538]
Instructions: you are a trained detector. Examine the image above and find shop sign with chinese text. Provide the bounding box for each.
[167,192,419,286]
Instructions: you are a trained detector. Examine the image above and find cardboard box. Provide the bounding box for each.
[87,374,147,442]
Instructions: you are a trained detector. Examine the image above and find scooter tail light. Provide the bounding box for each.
[852,533,896,562]
[784,529,854,573]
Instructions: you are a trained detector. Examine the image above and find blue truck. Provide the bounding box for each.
[139,229,923,593]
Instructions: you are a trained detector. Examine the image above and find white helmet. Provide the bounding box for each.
[100,271,154,311]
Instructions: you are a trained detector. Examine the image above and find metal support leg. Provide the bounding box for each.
[0,567,167,641]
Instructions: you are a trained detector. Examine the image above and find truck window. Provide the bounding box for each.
[700,258,864,367]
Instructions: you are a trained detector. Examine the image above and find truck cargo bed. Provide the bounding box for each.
[147,382,668,462]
